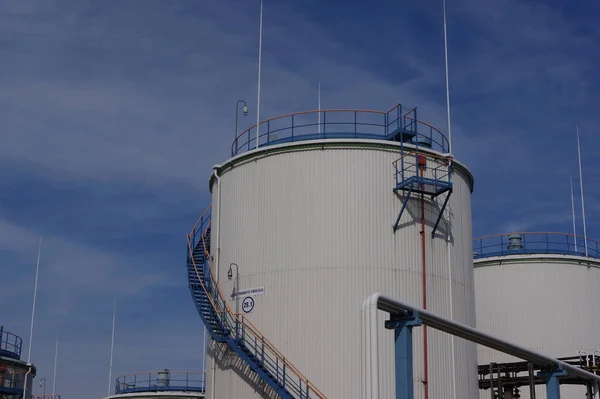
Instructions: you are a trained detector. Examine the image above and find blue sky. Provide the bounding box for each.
[0,0,599,398]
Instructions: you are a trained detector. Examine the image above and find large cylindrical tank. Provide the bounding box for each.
[205,107,478,398]
[474,232,600,398]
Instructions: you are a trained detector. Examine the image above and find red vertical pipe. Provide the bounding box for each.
[419,161,429,399]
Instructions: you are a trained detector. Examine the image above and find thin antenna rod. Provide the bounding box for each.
[27,237,42,363]
[443,0,452,153]
[52,331,58,396]
[576,125,588,257]
[318,81,321,134]
[255,0,264,150]
[443,3,456,399]
[570,175,578,252]
[107,298,117,395]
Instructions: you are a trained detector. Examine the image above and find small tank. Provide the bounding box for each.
[156,369,170,387]
[507,233,524,250]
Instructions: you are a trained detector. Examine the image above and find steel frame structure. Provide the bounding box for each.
[362,293,600,399]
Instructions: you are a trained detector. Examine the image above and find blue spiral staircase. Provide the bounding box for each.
[187,207,326,399]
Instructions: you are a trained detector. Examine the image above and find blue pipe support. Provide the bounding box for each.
[538,369,567,399]
[385,311,422,399]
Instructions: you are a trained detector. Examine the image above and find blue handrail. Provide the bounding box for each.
[0,368,27,395]
[115,371,205,394]
[473,232,600,260]
[187,207,327,399]
[231,105,449,157]
[0,326,22,360]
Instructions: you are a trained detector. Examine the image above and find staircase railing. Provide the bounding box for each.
[187,206,327,399]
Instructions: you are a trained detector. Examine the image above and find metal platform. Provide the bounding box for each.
[479,356,600,397]
[392,152,453,236]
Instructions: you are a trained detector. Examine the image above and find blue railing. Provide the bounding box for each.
[33,395,62,399]
[0,368,26,395]
[392,152,452,193]
[0,326,22,360]
[231,104,449,156]
[115,371,205,394]
[473,232,600,260]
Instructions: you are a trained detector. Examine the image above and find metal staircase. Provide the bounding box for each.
[187,206,326,399]
[390,106,453,237]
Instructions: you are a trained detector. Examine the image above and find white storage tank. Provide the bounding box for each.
[203,106,478,398]
[474,232,600,398]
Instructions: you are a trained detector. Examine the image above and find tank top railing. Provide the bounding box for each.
[115,371,205,394]
[0,326,22,360]
[473,232,600,260]
[187,207,327,399]
[231,105,449,157]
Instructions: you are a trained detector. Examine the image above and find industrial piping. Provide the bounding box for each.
[209,166,222,399]
[418,162,429,399]
[362,293,600,399]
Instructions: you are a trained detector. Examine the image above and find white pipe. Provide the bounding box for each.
[362,293,381,399]
[27,237,42,363]
[571,175,578,252]
[576,125,588,257]
[107,299,116,395]
[443,0,452,153]
[360,296,365,399]
[202,327,207,375]
[210,167,223,399]
[362,297,372,399]
[22,364,33,399]
[255,0,263,149]
[447,238,457,399]
[52,331,58,396]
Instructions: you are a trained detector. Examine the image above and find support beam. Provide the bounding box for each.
[363,293,600,399]
[528,362,537,399]
[538,369,567,399]
[431,189,451,238]
[393,185,414,232]
[385,312,422,399]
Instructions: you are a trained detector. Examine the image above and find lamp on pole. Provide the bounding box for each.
[39,377,46,398]
[234,101,248,152]
[228,263,239,314]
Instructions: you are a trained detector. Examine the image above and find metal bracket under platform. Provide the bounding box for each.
[392,153,452,237]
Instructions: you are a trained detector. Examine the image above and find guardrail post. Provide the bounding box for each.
[538,368,567,399]
[384,311,422,399]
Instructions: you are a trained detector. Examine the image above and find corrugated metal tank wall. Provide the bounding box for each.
[475,255,600,399]
[205,140,478,399]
